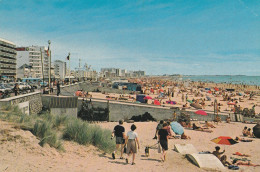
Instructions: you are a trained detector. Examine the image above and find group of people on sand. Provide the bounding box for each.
[111,120,139,165]
[242,126,255,137]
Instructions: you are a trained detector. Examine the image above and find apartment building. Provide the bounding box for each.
[54,60,66,79]
[0,38,17,80]
[16,46,49,79]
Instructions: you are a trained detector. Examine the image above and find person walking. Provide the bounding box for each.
[13,83,19,96]
[111,120,125,159]
[57,81,60,96]
[50,81,54,93]
[125,124,140,165]
[158,123,169,162]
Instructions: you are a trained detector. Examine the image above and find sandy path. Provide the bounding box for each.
[1,120,259,172]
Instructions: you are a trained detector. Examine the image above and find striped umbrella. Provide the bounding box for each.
[211,136,238,145]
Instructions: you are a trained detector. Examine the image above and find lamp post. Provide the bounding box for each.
[48,40,51,93]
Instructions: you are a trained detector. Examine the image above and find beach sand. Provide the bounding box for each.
[0,120,259,172]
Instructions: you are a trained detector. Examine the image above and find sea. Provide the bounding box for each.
[176,75,260,86]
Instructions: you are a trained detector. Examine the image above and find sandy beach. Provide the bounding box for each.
[0,119,259,172]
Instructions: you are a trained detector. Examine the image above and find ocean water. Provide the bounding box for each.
[179,75,260,86]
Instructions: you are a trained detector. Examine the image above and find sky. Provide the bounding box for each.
[0,0,260,75]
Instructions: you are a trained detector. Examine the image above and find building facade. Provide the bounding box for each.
[0,38,17,80]
[16,46,50,79]
[54,60,66,79]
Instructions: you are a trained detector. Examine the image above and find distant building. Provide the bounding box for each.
[54,60,66,80]
[16,46,50,79]
[133,70,145,77]
[0,38,17,80]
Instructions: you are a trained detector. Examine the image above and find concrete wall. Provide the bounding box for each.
[78,98,228,122]
[0,92,42,115]
[50,108,77,117]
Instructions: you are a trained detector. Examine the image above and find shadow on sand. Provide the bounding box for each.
[108,161,127,165]
[140,158,161,162]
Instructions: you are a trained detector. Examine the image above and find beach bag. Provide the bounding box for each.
[158,143,161,153]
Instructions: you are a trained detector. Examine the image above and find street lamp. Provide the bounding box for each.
[48,40,51,93]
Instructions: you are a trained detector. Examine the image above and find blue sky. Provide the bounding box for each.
[0,0,259,75]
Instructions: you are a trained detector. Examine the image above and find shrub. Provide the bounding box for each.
[53,115,70,128]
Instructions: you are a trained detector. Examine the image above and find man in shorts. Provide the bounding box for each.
[111,119,125,159]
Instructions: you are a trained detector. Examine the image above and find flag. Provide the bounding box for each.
[46,46,49,56]
[67,54,70,60]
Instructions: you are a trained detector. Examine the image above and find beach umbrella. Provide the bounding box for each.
[214,87,219,91]
[238,93,243,96]
[205,88,210,90]
[227,102,236,105]
[195,110,208,116]
[154,99,161,105]
[166,101,177,105]
[190,103,202,109]
[170,122,184,135]
[208,90,212,94]
[206,96,211,101]
[187,99,193,103]
[144,96,152,100]
[211,136,238,145]
[159,89,164,93]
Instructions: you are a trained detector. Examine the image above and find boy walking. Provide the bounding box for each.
[111,120,125,159]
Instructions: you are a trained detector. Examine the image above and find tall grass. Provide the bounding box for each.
[1,105,115,153]
[32,120,63,151]
[63,117,115,153]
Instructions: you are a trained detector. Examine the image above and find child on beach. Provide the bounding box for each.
[125,124,140,165]
[111,120,125,159]
[242,127,248,136]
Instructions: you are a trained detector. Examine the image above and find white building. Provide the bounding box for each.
[16,46,50,79]
[54,60,66,80]
[0,38,17,80]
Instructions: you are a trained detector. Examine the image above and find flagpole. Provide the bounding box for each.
[48,40,51,93]
[40,48,44,84]
[68,52,71,84]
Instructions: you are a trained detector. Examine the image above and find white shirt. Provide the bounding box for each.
[127,131,138,140]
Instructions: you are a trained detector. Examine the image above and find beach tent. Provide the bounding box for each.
[170,122,184,135]
[154,99,161,105]
[143,96,152,100]
[166,101,177,105]
[195,110,207,116]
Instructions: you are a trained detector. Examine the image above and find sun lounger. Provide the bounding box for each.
[174,144,198,154]
[186,153,225,170]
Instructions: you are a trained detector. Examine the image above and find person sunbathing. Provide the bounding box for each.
[234,137,253,143]
[242,127,248,136]
[212,146,231,166]
[246,128,253,137]
[192,123,212,133]
[232,151,251,157]
[232,159,260,167]
[205,121,216,128]
[226,117,231,123]
[181,133,191,139]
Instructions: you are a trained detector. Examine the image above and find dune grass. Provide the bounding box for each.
[63,117,115,153]
[0,105,115,153]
